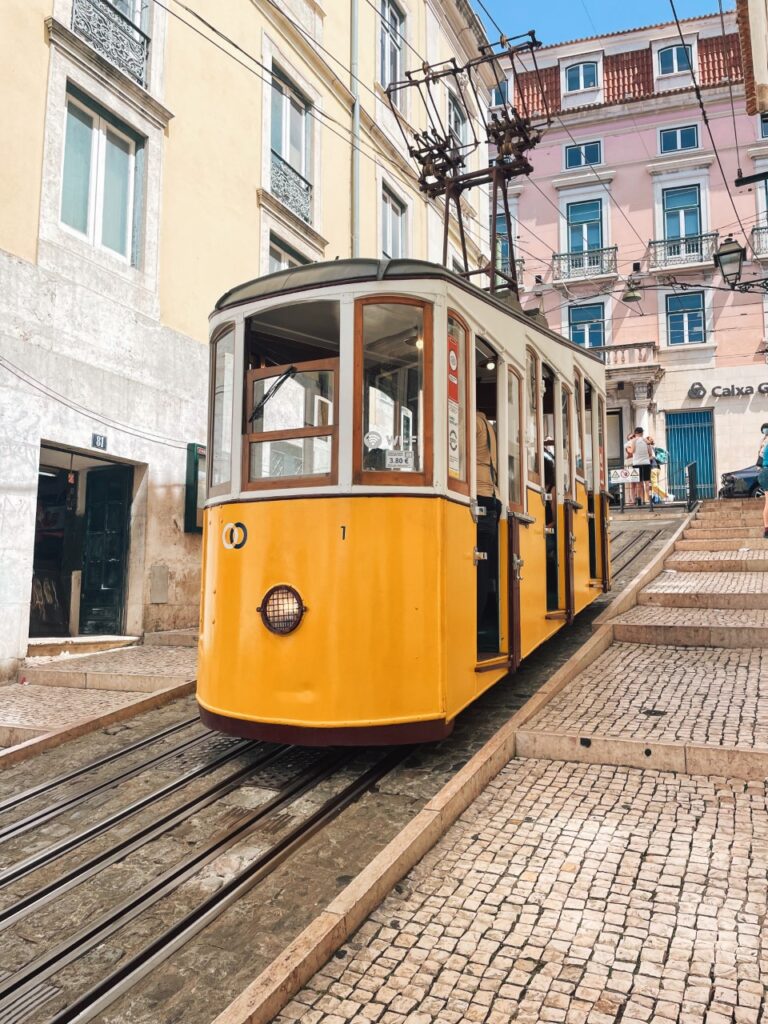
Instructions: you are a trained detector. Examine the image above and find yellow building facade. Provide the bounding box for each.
[0,0,491,678]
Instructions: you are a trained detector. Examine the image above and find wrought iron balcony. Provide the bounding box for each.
[498,256,524,285]
[552,246,618,281]
[72,0,150,85]
[751,224,768,258]
[648,232,718,269]
[270,151,313,224]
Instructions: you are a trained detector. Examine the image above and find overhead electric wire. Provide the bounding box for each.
[717,0,743,176]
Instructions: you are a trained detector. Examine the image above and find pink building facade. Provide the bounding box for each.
[499,12,768,498]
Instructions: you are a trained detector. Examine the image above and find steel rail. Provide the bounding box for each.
[0,750,351,1009]
[0,743,282,919]
[0,716,199,815]
[0,729,212,844]
[45,748,409,1024]
[0,738,257,890]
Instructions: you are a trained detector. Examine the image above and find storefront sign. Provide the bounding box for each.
[688,381,768,399]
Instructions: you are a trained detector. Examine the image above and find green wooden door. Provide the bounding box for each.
[80,465,133,635]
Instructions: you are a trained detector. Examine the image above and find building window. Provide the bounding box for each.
[448,92,467,146]
[565,62,598,93]
[660,125,698,153]
[663,185,700,239]
[494,213,511,271]
[60,93,139,261]
[380,0,404,95]
[565,141,601,168]
[568,303,605,348]
[270,68,312,222]
[666,292,705,345]
[382,186,406,258]
[492,79,509,106]
[761,113,768,138]
[269,236,309,273]
[658,44,691,76]
[567,199,602,252]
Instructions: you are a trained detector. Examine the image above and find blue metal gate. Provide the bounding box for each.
[665,410,715,499]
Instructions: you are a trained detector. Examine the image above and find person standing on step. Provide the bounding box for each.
[629,427,653,507]
[757,423,768,537]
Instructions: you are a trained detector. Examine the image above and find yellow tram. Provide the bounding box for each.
[197,259,610,744]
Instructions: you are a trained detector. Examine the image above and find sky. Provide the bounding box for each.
[474,0,736,47]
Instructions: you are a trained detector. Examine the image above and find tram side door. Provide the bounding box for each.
[475,340,501,657]
[506,368,525,669]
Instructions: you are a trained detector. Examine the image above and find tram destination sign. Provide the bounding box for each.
[688,381,768,399]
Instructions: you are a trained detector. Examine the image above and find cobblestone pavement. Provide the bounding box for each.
[0,683,141,729]
[22,644,197,677]
[520,645,768,750]
[275,759,768,1024]
[642,573,768,596]
[613,607,768,628]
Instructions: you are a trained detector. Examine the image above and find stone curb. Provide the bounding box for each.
[0,681,195,768]
[593,509,695,626]
[211,624,615,1024]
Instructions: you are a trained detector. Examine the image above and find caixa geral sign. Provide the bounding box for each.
[688,381,768,399]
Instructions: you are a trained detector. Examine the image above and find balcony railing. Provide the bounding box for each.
[751,224,768,257]
[552,246,618,281]
[72,0,150,85]
[270,151,313,224]
[590,341,659,367]
[648,232,718,269]
[498,256,524,285]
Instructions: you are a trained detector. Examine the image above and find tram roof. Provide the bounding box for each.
[213,258,604,365]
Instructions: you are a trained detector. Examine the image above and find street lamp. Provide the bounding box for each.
[621,277,642,302]
[713,236,747,287]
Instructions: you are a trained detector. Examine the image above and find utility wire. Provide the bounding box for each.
[717,0,743,177]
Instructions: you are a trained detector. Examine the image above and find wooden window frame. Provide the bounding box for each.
[353,296,434,487]
[525,347,542,486]
[241,357,339,491]
[574,370,586,485]
[507,366,525,514]
[447,309,471,498]
[207,324,236,499]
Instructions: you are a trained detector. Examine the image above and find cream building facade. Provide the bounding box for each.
[0,0,491,679]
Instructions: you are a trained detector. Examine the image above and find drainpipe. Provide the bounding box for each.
[350,0,360,257]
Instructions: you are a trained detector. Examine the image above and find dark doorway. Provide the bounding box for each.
[542,364,559,612]
[29,466,80,637]
[80,465,133,635]
[475,338,500,656]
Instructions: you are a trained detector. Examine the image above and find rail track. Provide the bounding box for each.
[0,723,409,1024]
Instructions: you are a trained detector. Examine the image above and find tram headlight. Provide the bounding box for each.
[257,585,306,635]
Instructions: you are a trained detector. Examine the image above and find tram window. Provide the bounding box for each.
[507,369,523,510]
[447,312,468,492]
[244,360,337,485]
[209,326,235,495]
[584,380,595,490]
[574,373,585,480]
[356,299,433,484]
[525,350,540,484]
[561,385,573,497]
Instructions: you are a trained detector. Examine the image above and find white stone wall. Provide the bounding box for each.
[0,248,207,680]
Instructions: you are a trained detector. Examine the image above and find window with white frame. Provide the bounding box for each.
[60,92,139,261]
[659,125,698,153]
[663,185,701,240]
[269,235,309,273]
[382,186,406,258]
[666,292,705,345]
[494,212,511,272]
[448,92,468,147]
[491,79,509,106]
[658,44,691,76]
[565,62,598,93]
[271,68,311,179]
[380,0,404,97]
[112,0,143,26]
[565,140,601,168]
[568,303,605,348]
[567,198,603,252]
[761,113,768,138]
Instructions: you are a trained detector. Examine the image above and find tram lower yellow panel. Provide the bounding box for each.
[518,492,562,660]
[573,482,593,614]
[198,497,478,730]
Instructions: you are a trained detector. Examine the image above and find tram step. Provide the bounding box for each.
[638,571,768,609]
[611,606,768,648]
[665,550,768,573]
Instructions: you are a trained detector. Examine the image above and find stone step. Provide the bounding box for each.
[638,571,768,609]
[683,526,765,540]
[143,628,199,648]
[692,512,764,526]
[611,605,768,647]
[699,499,760,511]
[676,537,768,551]
[665,550,768,573]
[25,636,138,658]
[20,645,197,692]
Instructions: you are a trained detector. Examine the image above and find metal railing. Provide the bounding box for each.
[270,151,313,224]
[552,246,618,281]
[71,0,150,85]
[648,232,718,269]
[498,256,524,285]
[751,224,768,257]
[685,461,699,511]
[609,459,703,510]
[590,341,659,367]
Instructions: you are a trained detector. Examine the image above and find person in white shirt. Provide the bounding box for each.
[629,427,653,507]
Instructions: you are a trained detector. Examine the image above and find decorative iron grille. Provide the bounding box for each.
[270,151,313,224]
[72,0,150,85]
[751,224,768,257]
[648,232,718,269]
[552,246,618,281]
